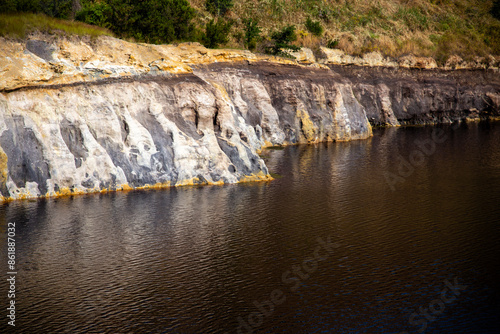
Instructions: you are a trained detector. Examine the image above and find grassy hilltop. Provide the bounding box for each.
[1,0,500,64]
[192,0,500,62]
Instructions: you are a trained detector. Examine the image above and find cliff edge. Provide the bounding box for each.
[1,35,499,201]
[0,35,377,201]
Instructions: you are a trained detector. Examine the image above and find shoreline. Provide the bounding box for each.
[2,119,499,204]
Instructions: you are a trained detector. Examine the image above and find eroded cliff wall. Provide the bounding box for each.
[329,65,500,126]
[0,39,372,201]
[0,35,499,201]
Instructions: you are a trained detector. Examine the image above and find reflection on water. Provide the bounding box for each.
[1,122,500,333]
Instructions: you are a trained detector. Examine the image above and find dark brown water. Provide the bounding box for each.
[1,122,499,334]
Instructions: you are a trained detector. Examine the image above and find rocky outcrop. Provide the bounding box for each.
[318,47,500,70]
[0,35,499,201]
[0,36,374,201]
[329,65,500,126]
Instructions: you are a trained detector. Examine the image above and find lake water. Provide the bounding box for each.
[1,122,499,333]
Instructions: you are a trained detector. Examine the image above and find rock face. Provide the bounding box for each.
[0,76,273,201]
[0,36,373,201]
[0,35,499,201]
[329,65,500,126]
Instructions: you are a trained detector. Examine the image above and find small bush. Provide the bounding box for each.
[266,24,301,58]
[243,18,261,50]
[202,18,233,48]
[326,39,338,49]
[233,30,244,43]
[305,17,323,36]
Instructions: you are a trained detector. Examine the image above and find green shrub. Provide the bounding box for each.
[202,18,233,48]
[266,24,301,58]
[243,18,261,50]
[326,39,338,49]
[205,0,233,16]
[76,0,196,44]
[305,17,323,36]
[75,1,112,28]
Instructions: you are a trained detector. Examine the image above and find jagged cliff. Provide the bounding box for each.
[0,35,499,201]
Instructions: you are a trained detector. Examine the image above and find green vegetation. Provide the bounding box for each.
[326,39,339,49]
[0,0,74,19]
[202,18,232,48]
[266,25,301,58]
[223,0,500,62]
[76,0,196,43]
[75,1,111,28]
[0,12,111,38]
[205,0,233,16]
[1,0,500,62]
[242,18,261,50]
[305,17,323,36]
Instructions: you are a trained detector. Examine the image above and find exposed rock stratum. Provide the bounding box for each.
[0,35,498,201]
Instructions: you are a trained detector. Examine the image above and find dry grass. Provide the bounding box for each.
[189,0,500,62]
[2,1,498,63]
[296,31,322,50]
[0,13,113,39]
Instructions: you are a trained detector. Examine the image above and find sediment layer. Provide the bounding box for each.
[0,35,498,201]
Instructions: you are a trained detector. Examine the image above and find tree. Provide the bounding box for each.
[0,0,71,17]
[205,0,233,16]
[75,1,111,28]
[0,0,42,13]
[202,18,232,48]
[40,0,73,19]
[266,25,301,58]
[243,18,261,50]
[76,0,196,44]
